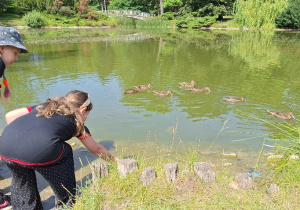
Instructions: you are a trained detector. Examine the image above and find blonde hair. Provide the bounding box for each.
[36,90,93,136]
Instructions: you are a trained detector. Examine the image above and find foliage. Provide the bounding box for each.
[77,0,99,20]
[0,0,15,13]
[107,0,157,14]
[182,0,235,17]
[98,12,108,20]
[22,10,46,28]
[12,0,53,11]
[198,3,227,17]
[176,15,217,28]
[178,4,192,15]
[234,0,289,29]
[162,12,178,20]
[275,0,300,28]
[136,17,167,28]
[48,0,72,16]
[163,0,183,12]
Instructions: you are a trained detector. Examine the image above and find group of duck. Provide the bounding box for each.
[124,80,295,120]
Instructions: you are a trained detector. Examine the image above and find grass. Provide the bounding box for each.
[71,152,299,209]
[69,135,300,209]
[0,13,24,26]
[69,114,300,210]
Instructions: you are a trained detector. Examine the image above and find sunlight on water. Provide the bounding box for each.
[0,29,299,170]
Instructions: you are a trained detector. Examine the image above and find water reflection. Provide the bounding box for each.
[0,28,299,157]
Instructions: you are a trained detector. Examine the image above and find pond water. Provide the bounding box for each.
[0,28,299,170]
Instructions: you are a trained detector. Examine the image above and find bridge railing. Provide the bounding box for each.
[98,10,156,18]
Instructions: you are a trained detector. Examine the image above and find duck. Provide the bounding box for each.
[190,87,211,92]
[267,110,295,120]
[179,80,196,88]
[124,89,139,94]
[134,83,152,90]
[153,90,173,96]
[223,97,246,103]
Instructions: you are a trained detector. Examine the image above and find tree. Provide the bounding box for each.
[234,0,289,29]
[163,0,182,13]
[0,0,15,13]
[160,0,164,14]
[108,0,157,14]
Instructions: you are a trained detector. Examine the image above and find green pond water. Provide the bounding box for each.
[0,28,299,169]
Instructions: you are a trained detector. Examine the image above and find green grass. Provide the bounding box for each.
[210,19,240,29]
[70,114,300,209]
[70,139,300,210]
[0,13,24,26]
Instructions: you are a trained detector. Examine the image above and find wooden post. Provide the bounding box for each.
[194,162,215,182]
[164,163,178,183]
[91,161,108,187]
[117,158,138,178]
[140,167,156,186]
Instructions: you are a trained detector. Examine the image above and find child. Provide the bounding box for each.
[0,26,28,208]
[0,26,28,97]
[0,90,117,209]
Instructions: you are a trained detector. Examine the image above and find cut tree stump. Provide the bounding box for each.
[194,162,215,182]
[140,167,156,186]
[117,158,138,177]
[91,161,108,186]
[164,163,178,183]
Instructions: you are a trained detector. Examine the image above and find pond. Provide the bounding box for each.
[0,28,299,171]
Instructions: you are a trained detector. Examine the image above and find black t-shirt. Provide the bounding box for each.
[0,105,90,165]
[0,57,6,78]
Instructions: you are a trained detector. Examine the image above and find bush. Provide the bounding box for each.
[59,6,72,16]
[162,12,177,20]
[98,12,108,20]
[176,16,217,28]
[275,0,300,28]
[23,10,46,28]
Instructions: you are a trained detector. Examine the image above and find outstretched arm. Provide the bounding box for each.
[5,107,30,125]
[80,136,117,162]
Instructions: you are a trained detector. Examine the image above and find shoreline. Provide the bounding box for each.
[13,25,300,32]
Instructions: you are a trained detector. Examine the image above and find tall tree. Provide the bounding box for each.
[160,0,164,14]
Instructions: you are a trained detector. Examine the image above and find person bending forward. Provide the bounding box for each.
[0,90,117,210]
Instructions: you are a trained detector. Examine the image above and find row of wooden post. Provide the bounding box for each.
[91,158,279,193]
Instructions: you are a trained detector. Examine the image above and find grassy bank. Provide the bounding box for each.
[71,116,300,209]
[71,142,300,209]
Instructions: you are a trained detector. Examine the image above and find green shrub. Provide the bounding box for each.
[176,16,217,28]
[162,12,177,20]
[23,10,46,28]
[59,6,72,16]
[275,0,300,28]
[98,12,108,20]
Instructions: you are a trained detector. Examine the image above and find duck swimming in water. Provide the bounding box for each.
[223,97,246,103]
[134,83,152,90]
[179,80,196,88]
[267,110,295,120]
[153,90,173,96]
[124,89,139,94]
[190,87,211,92]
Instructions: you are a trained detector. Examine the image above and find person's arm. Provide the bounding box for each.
[80,135,117,162]
[5,107,30,125]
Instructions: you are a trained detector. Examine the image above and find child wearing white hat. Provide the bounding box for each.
[0,26,28,208]
[0,26,28,98]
